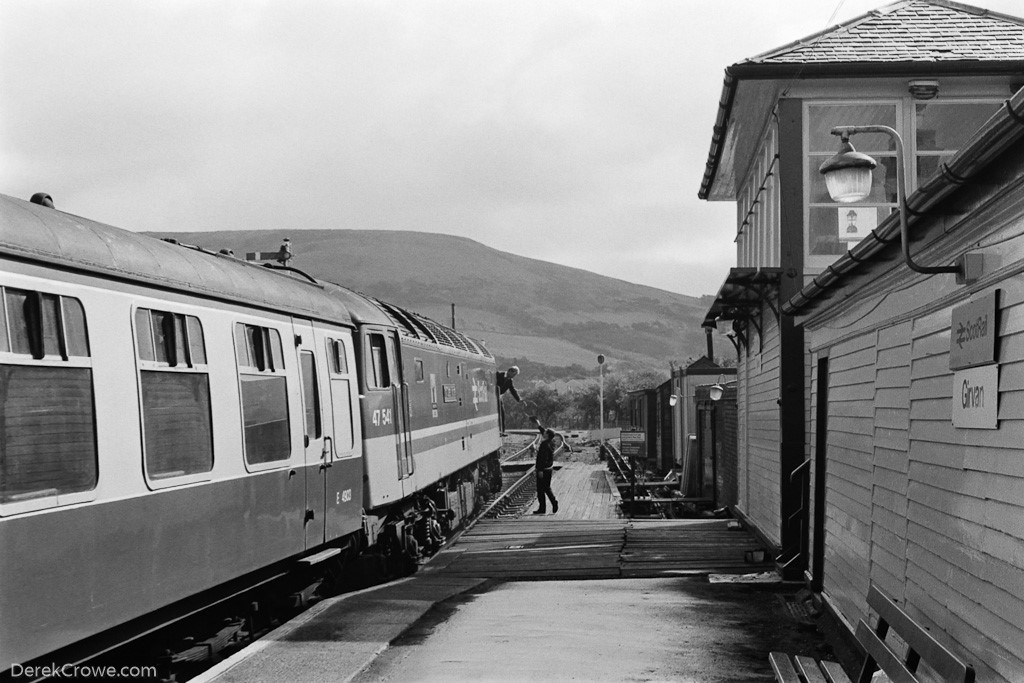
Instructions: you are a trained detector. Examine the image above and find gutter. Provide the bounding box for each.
[781,86,1024,316]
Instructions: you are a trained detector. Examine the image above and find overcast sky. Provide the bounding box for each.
[2,0,1021,296]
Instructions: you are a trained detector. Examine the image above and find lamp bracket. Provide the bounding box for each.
[828,126,962,278]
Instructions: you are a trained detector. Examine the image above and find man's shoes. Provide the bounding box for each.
[552,501,559,514]
[532,509,545,515]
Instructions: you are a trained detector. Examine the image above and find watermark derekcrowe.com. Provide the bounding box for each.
[8,663,159,679]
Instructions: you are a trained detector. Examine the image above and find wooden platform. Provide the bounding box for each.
[434,456,774,581]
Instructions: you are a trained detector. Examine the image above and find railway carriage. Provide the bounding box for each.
[0,193,500,672]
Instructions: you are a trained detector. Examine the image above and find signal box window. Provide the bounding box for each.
[235,323,290,464]
[135,308,213,479]
[366,333,390,389]
[0,288,96,505]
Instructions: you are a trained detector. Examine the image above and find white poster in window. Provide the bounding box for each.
[837,207,877,242]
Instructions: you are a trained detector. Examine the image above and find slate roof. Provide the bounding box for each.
[746,0,1024,64]
[699,0,1024,200]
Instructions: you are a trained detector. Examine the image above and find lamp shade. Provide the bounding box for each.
[709,384,724,401]
[819,141,877,203]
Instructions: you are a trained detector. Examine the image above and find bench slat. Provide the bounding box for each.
[855,619,919,683]
[769,652,802,683]
[796,656,829,683]
[819,659,853,683]
[865,586,974,682]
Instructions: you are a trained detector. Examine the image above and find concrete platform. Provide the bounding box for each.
[193,567,489,683]
[197,458,843,682]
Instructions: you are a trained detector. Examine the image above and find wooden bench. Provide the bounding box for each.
[770,585,975,683]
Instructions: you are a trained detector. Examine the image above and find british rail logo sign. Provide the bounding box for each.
[949,290,998,370]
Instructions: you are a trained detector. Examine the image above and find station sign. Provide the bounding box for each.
[619,429,646,459]
[949,290,998,370]
[952,364,998,429]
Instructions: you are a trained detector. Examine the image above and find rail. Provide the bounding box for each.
[604,442,634,482]
[501,433,541,463]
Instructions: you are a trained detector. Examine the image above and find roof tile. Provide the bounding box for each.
[746,0,1024,65]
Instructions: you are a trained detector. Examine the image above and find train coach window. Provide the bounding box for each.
[300,351,321,439]
[235,323,284,372]
[414,358,424,383]
[326,337,355,451]
[235,323,290,465]
[4,289,90,360]
[135,308,213,479]
[0,288,96,505]
[135,309,206,367]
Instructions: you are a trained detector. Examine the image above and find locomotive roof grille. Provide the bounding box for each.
[368,297,491,358]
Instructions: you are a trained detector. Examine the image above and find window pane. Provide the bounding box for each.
[234,323,250,367]
[172,315,187,366]
[0,365,97,502]
[916,102,1000,151]
[330,339,349,374]
[368,334,389,388]
[808,155,897,204]
[330,378,354,451]
[187,316,206,365]
[6,290,32,355]
[240,375,290,463]
[141,371,213,477]
[40,294,61,357]
[152,311,172,364]
[0,291,7,353]
[415,359,424,382]
[62,297,89,357]
[916,153,954,187]
[300,351,321,439]
[809,207,851,256]
[245,325,263,370]
[269,329,284,371]
[808,103,898,152]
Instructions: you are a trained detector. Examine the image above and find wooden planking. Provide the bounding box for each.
[444,518,772,580]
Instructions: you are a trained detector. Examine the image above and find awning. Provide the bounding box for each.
[701,267,782,348]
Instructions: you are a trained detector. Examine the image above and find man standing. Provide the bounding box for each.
[496,366,522,435]
[529,416,559,515]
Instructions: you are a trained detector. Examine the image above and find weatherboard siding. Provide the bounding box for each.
[738,316,782,547]
[806,278,1024,682]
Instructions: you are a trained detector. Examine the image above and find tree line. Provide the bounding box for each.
[502,368,668,430]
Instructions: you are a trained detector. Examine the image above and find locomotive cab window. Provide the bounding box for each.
[134,308,213,482]
[366,333,390,389]
[235,323,291,466]
[414,358,424,383]
[0,288,97,511]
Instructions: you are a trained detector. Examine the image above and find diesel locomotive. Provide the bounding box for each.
[0,193,502,672]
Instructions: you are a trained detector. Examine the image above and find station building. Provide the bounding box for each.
[699,2,1024,680]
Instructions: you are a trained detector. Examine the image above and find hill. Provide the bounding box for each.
[145,229,714,375]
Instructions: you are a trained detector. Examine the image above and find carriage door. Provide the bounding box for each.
[386,332,414,483]
[295,319,329,548]
[318,330,361,543]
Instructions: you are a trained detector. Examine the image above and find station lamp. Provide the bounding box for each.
[709,375,725,402]
[818,125,965,278]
